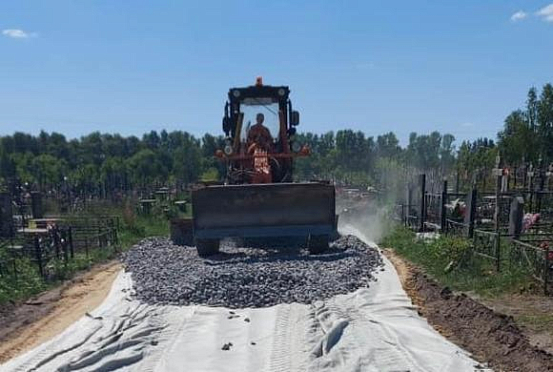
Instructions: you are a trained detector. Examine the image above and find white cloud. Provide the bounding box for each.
[536,3,553,22]
[510,10,527,22]
[2,29,37,39]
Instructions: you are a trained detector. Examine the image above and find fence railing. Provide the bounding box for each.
[510,239,551,295]
[472,228,501,270]
[0,217,119,281]
[394,172,553,295]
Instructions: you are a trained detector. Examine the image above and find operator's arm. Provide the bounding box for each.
[247,125,273,151]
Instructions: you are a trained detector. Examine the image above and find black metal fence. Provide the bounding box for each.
[510,238,551,295]
[0,216,119,282]
[395,171,553,295]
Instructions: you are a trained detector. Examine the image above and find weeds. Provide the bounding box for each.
[382,226,535,297]
[0,257,48,304]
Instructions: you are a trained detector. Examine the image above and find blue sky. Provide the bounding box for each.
[1,1,552,144]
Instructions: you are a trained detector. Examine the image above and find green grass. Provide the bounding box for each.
[0,256,48,304]
[381,226,535,297]
[118,213,170,247]
[516,314,553,332]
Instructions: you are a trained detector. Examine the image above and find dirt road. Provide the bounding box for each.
[0,261,121,363]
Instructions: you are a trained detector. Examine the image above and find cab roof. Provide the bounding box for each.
[227,85,290,103]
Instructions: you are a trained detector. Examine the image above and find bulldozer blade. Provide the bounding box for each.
[192,182,336,239]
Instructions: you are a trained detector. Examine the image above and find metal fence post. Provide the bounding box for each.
[53,228,60,260]
[544,245,550,296]
[419,174,426,232]
[406,184,413,228]
[465,187,477,239]
[494,173,502,272]
[528,166,534,212]
[537,168,545,213]
[62,229,69,266]
[34,235,44,278]
[68,227,74,259]
[441,180,448,233]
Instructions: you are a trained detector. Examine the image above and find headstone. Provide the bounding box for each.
[509,196,524,239]
[465,188,477,238]
[31,191,43,219]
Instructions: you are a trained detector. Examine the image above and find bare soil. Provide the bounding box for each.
[0,261,121,364]
[479,294,553,355]
[384,249,553,372]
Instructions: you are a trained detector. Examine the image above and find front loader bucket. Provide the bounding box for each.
[192,182,336,240]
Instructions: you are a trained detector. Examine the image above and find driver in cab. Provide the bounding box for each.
[247,113,272,152]
[247,113,273,183]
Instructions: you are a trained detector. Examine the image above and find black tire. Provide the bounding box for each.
[308,234,329,254]
[196,238,220,257]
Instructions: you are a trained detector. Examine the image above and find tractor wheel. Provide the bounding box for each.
[196,239,220,257]
[308,234,329,255]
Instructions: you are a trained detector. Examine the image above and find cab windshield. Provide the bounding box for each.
[239,98,280,143]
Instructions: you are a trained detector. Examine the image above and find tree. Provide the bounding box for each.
[498,110,534,164]
[0,146,16,181]
[173,144,201,186]
[376,132,400,159]
[32,154,68,189]
[127,149,165,188]
[440,133,456,172]
[537,83,553,161]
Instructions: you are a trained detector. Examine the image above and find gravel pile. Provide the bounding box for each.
[123,235,383,308]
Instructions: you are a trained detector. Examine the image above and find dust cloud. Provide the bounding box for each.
[336,193,394,246]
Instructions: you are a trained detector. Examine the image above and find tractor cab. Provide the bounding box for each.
[216,78,307,185]
[222,78,300,156]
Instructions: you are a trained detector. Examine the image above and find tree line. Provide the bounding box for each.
[0,83,551,195]
[0,129,457,192]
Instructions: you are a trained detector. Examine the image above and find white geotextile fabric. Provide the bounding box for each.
[1,229,491,372]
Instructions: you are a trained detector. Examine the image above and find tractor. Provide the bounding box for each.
[191,78,336,256]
